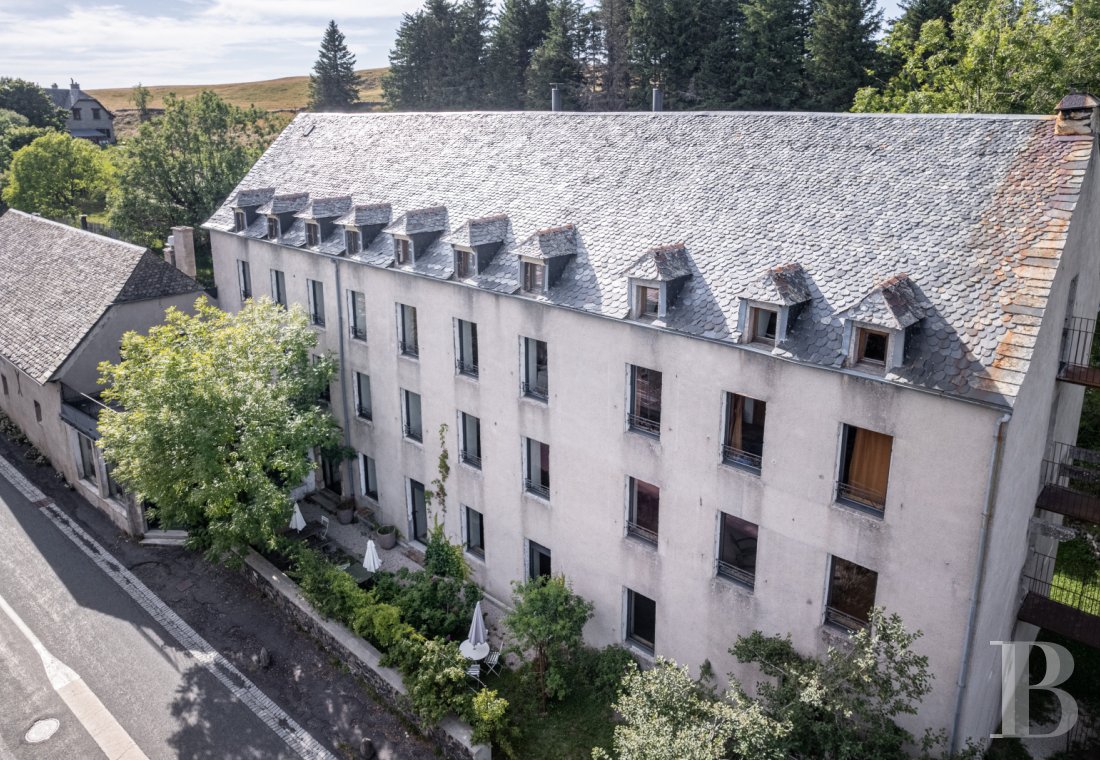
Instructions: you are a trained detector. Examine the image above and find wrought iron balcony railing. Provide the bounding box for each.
[461,451,482,469]
[456,359,479,378]
[403,424,422,442]
[722,445,762,472]
[1037,441,1100,524]
[628,412,661,437]
[835,481,886,513]
[399,339,419,358]
[524,478,550,499]
[350,325,366,341]
[626,521,658,545]
[824,606,868,633]
[521,380,548,401]
[717,560,755,589]
[1059,316,1100,387]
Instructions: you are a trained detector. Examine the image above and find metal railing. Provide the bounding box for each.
[1059,316,1100,386]
[722,445,762,472]
[522,380,548,401]
[824,606,868,633]
[356,405,372,421]
[461,451,482,469]
[240,288,252,301]
[836,482,886,513]
[717,560,755,588]
[628,413,661,436]
[350,325,366,341]
[626,521,658,544]
[524,478,550,499]
[456,359,479,378]
[1024,545,1100,617]
[310,313,326,327]
[403,424,422,442]
[399,339,419,358]
[1038,441,1100,524]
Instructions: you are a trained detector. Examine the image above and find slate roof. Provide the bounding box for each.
[445,214,510,247]
[45,84,111,114]
[836,273,926,331]
[385,206,448,236]
[335,203,392,227]
[0,210,203,384]
[205,111,1094,406]
[516,224,578,259]
[295,196,352,220]
[623,243,692,281]
[257,192,309,215]
[234,187,275,208]
[740,263,814,306]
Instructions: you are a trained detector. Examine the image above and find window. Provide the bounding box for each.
[466,506,485,558]
[751,307,778,346]
[307,279,325,326]
[825,556,878,631]
[313,355,330,404]
[78,433,98,484]
[628,365,662,436]
[837,425,893,513]
[92,107,102,119]
[71,107,82,120]
[234,210,247,232]
[397,304,419,357]
[33,400,41,422]
[107,465,126,500]
[355,373,372,420]
[360,454,378,500]
[456,320,479,377]
[626,589,656,653]
[856,327,889,367]
[717,514,757,588]
[722,393,766,471]
[635,285,660,318]
[306,222,320,247]
[396,238,411,265]
[320,456,342,495]
[522,338,548,400]
[524,437,550,499]
[528,540,552,579]
[522,261,545,293]
[270,269,287,307]
[627,477,659,544]
[237,260,252,300]
[1,375,7,395]
[346,228,361,254]
[456,249,476,278]
[348,290,367,341]
[402,389,422,442]
[409,479,428,543]
[267,217,280,241]
[461,412,482,468]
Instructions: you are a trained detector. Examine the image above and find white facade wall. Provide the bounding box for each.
[212,228,1041,742]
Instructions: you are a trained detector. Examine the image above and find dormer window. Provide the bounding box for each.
[266,217,280,241]
[306,222,320,247]
[622,243,692,321]
[456,249,476,278]
[737,263,814,348]
[751,307,779,346]
[636,285,660,318]
[396,238,411,265]
[522,261,545,293]
[836,273,925,374]
[856,328,889,366]
[346,228,361,254]
[234,210,247,232]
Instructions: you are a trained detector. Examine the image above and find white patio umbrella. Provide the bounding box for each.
[363,539,383,572]
[289,503,307,532]
[467,600,487,647]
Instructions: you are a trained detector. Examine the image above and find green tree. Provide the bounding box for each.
[0,78,65,129]
[1,131,114,220]
[383,0,473,110]
[595,0,633,109]
[107,91,277,251]
[130,83,153,121]
[504,574,593,709]
[97,298,341,563]
[805,0,882,110]
[732,0,811,109]
[488,0,552,108]
[0,108,28,134]
[525,0,589,108]
[0,109,30,175]
[308,20,363,111]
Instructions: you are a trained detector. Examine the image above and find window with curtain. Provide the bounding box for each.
[838,425,893,512]
[629,365,662,436]
[723,393,766,471]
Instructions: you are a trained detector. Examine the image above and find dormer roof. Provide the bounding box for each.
[384,206,447,235]
[516,224,577,259]
[335,202,392,227]
[622,242,692,281]
[257,192,309,215]
[234,187,275,209]
[836,273,925,330]
[740,262,813,306]
[444,214,509,247]
[295,196,352,220]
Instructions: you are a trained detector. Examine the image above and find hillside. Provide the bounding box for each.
[88,68,387,112]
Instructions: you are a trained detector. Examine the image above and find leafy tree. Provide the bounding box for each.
[0,108,27,134]
[107,91,278,250]
[732,0,811,109]
[130,83,153,121]
[0,109,30,175]
[504,574,593,709]
[488,0,552,108]
[805,0,882,110]
[0,78,65,129]
[308,20,363,111]
[525,0,589,108]
[1,131,114,220]
[97,298,341,563]
[398,637,470,723]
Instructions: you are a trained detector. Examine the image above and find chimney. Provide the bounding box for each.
[652,85,663,113]
[1055,92,1100,136]
[551,85,562,112]
[170,226,197,278]
[70,79,80,94]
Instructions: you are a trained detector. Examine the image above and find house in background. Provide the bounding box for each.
[206,101,1100,750]
[45,80,114,144]
[0,211,203,533]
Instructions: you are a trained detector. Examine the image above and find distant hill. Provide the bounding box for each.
[88,68,388,112]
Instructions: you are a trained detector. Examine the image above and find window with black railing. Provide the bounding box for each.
[466,506,485,558]
[270,269,287,307]
[626,589,656,653]
[836,425,892,514]
[355,372,372,421]
[628,365,662,437]
[722,393,765,472]
[1037,441,1100,522]
[348,289,367,341]
[524,437,550,499]
[522,337,548,400]
[717,513,757,589]
[398,303,419,358]
[402,389,422,442]
[360,454,378,500]
[627,477,660,544]
[461,412,482,469]
[237,260,252,300]
[456,319,479,378]
[825,556,877,632]
[307,279,326,327]
[1059,315,1100,386]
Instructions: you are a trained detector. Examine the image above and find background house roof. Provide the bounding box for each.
[205,111,1092,406]
[0,210,202,384]
[44,84,112,116]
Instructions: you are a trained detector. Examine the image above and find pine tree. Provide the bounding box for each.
[487,0,552,108]
[731,0,811,109]
[525,0,589,108]
[805,0,882,110]
[597,0,633,109]
[456,0,494,107]
[629,0,717,110]
[308,20,362,111]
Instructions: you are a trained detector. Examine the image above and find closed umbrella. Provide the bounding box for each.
[363,539,382,572]
[467,600,487,647]
[289,503,306,532]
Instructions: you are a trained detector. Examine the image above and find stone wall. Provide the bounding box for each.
[241,551,491,760]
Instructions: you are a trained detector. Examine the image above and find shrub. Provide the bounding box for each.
[574,645,638,702]
[471,688,519,757]
[424,522,468,579]
[372,567,481,639]
[399,637,470,724]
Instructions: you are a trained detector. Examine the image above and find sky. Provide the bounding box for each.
[0,0,905,91]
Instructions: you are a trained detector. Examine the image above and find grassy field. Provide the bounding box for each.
[88,67,387,112]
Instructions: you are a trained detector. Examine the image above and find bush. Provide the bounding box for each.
[573,645,638,702]
[424,522,468,579]
[399,637,470,723]
[372,567,481,639]
[471,688,519,756]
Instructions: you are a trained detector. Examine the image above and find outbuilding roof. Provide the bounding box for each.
[0,210,202,384]
[205,111,1093,406]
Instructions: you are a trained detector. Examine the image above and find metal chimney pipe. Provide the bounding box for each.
[652,86,663,112]
[551,85,562,112]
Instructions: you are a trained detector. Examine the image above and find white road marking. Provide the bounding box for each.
[0,455,337,760]
[0,589,147,760]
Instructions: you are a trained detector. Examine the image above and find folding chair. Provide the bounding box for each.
[319,515,330,540]
[466,663,484,689]
[483,648,502,676]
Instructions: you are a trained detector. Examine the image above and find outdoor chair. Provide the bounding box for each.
[484,648,501,676]
[466,663,484,689]
[319,515,330,539]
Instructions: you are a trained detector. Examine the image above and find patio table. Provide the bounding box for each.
[460,640,490,661]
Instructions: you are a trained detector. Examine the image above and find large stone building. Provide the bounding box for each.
[44,80,114,144]
[204,103,1100,748]
[0,211,203,533]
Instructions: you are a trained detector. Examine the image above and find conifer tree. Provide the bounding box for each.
[487,0,552,108]
[308,20,362,111]
[597,0,633,109]
[731,0,811,109]
[525,0,589,108]
[805,0,882,110]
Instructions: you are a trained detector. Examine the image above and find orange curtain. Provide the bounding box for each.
[848,429,892,504]
[727,395,745,449]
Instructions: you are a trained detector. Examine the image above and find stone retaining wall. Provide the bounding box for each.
[242,551,491,760]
